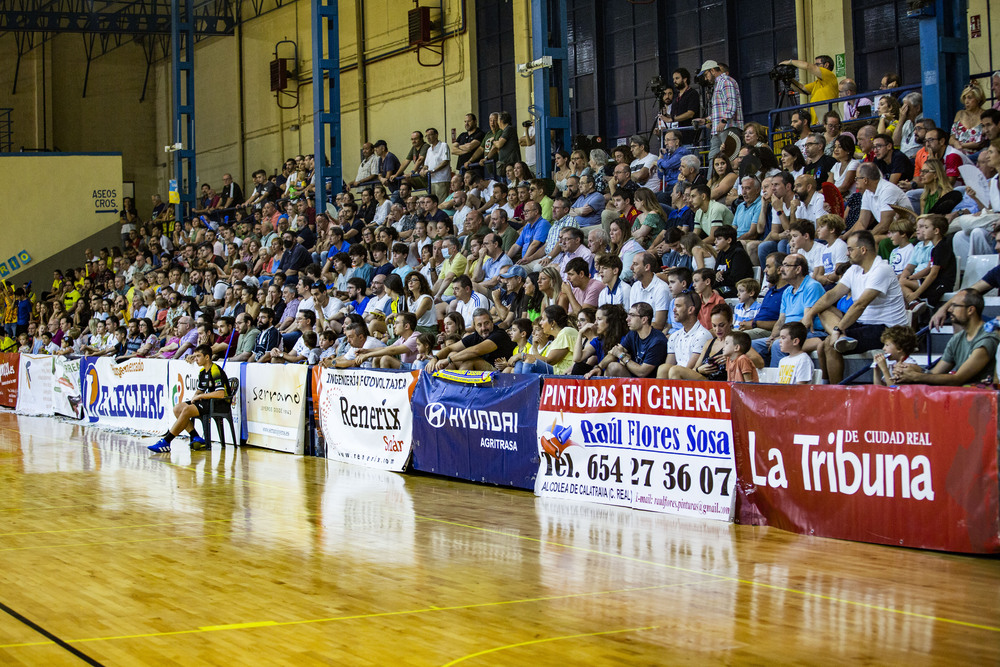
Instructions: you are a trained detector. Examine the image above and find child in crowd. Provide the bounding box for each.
[872,325,919,386]
[412,333,437,371]
[724,330,758,383]
[497,318,533,373]
[40,331,59,354]
[777,322,814,384]
[732,278,764,339]
[898,215,935,287]
[530,320,551,359]
[886,217,916,276]
[318,330,338,361]
[16,332,31,353]
[814,214,848,286]
[55,335,74,357]
[301,331,320,365]
[899,214,956,307]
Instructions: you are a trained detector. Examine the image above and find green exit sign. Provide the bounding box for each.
[835,53,846,77]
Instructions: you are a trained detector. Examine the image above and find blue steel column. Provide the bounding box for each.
[531,0,570,179]
[312,0,341,206]
[171,0,196,221]
[913,0,968,128]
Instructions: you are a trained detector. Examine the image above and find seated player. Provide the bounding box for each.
[148,344,230,453]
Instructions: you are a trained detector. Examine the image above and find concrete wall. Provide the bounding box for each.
[0,37,159,219]
[0,154,122,285]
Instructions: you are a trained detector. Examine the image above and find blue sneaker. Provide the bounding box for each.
[190,433,210,451]
[148,439,171,453]
[834,336,858,354]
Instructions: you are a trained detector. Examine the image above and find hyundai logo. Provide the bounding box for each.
[424,402,447,428]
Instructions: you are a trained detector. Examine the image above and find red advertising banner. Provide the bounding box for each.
[731,384,1000,553]
[0,353,18,408]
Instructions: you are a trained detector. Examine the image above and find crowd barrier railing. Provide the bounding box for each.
[2,352,997,554]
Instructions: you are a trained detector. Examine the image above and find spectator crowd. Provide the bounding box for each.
[3,62,1000,388]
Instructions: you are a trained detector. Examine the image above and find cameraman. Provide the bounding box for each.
[659,68,701,145]
[779,56,839,124]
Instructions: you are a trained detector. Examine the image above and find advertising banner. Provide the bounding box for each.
[535,378,736,520]
[79,356,171,432]
[52,356,82,419]
[731,384,1000,553]
[410,372,540,489]
[243,363,307,454]
[167,359,244,444]
[0,352,18,408]
[16,354,55,416]
[311,367,419,470]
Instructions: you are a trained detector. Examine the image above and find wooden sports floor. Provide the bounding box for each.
[0,410,998,666]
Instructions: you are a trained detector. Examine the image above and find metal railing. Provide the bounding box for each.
[766,84,922,152]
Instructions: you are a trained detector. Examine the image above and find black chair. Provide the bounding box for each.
[198,376,241,447]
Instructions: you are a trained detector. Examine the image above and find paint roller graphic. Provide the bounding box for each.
[539,417,577,458]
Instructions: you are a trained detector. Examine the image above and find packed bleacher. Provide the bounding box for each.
[3,62,1000,392]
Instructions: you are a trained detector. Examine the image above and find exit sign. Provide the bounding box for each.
[835,53,846,77]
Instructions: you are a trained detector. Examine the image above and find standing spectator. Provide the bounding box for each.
[420,128,452,202]
[452,113,486,173]
[374,140,402,193]
[699,60,744,162]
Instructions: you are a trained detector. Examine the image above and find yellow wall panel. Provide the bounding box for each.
[0,154,122,278]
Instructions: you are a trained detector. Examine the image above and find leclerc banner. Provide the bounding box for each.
[0,353,18,408]
[80,356,171,432]
[410,372,540,489]
[311,367,419,470]
[536,378,735,521]
[16,354,55,416]
[731,384,1000,554]
[243,363,307,454]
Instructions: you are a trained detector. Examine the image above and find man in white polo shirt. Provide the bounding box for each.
[656,291,712,378]
[628,252,670,330]
[450,275,492,331]
[849,162,913,237]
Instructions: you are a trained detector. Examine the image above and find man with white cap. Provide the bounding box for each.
[699,60,743,163]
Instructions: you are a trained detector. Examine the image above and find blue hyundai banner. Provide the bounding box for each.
[410,372,541,489]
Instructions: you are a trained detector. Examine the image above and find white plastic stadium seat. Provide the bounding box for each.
[944,255,999,302]
[961,255,999,293]
[759,368,779,384]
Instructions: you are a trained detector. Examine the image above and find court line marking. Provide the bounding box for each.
[440,626,658,666]
[0,581,716,648]
[0,599,106,666]
[4,416,1000,637]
